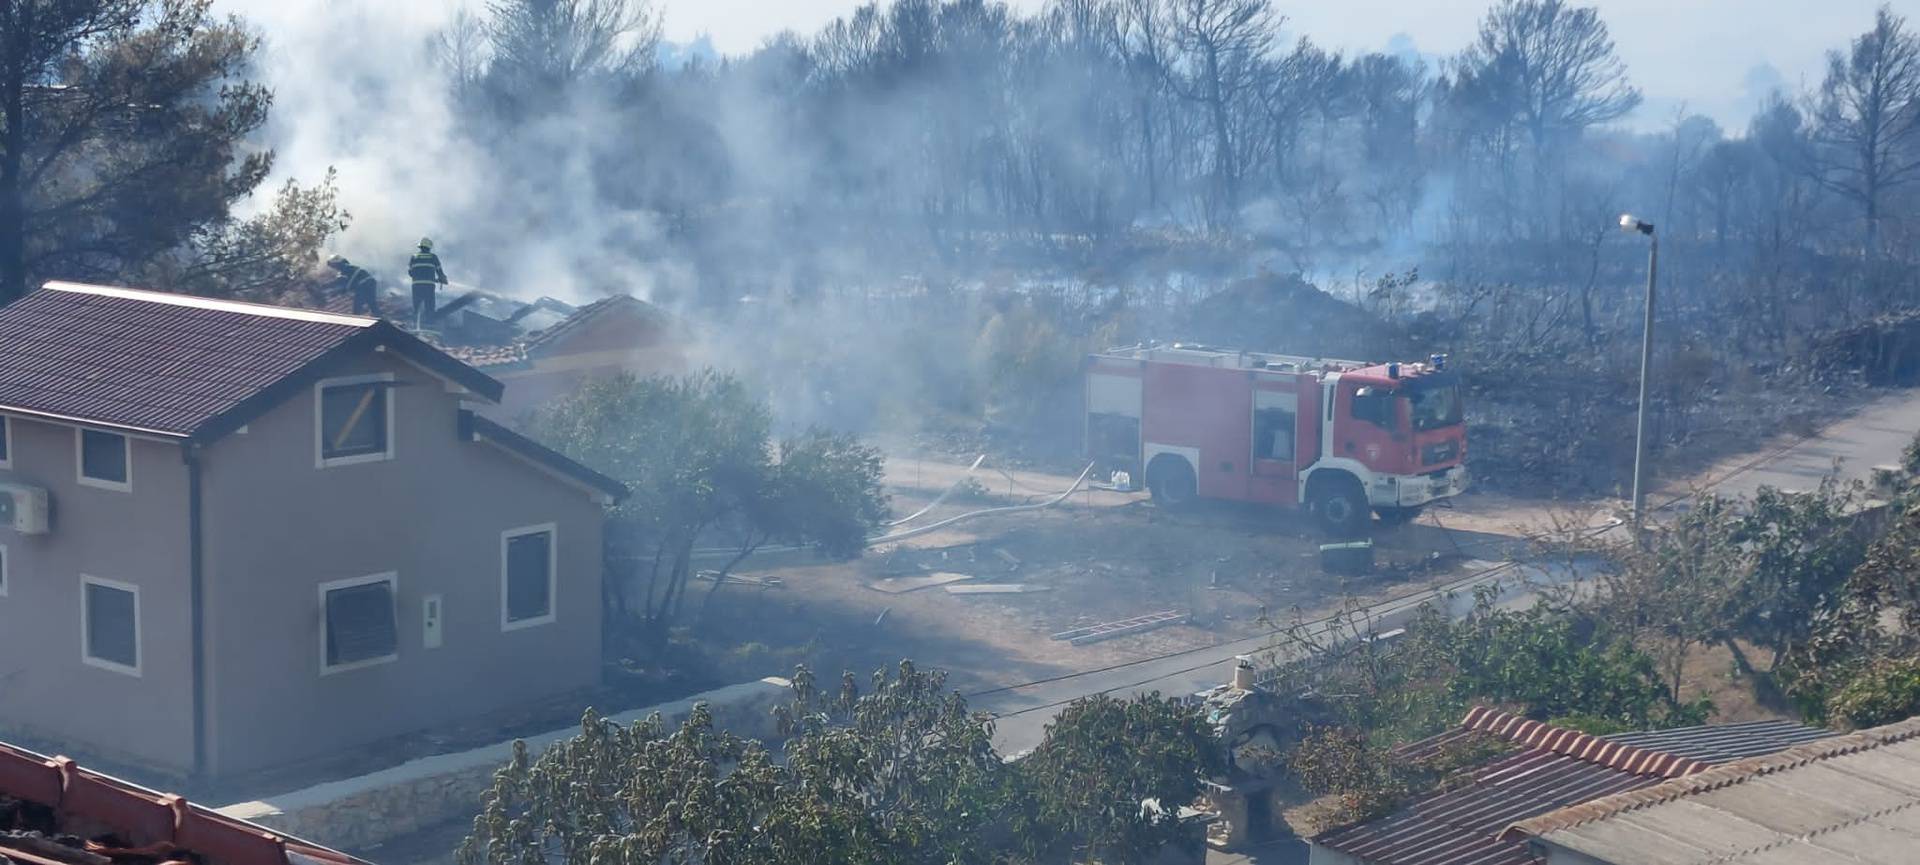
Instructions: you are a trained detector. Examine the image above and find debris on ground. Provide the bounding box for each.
[945,584,1052,594]
[868,571,974,593]
[1051,610,1191,646]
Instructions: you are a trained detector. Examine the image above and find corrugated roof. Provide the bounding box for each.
[1603,718,1837,764]
[0,740,366,865]
[0,281,503,438]
[1511,716,1920,865]
[1313,709,1835,865]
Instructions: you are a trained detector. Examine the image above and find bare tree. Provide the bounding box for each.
[1811,4,1920,256]
[1162,0,1276,227]
[1452,0,1640,232]
[482,0,661,107]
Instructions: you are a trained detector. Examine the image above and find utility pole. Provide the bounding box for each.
[1621,214,1658,531]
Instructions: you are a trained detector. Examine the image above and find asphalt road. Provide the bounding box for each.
[976,387,1920,756]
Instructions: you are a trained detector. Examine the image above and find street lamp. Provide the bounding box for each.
[1619,214,1657,530]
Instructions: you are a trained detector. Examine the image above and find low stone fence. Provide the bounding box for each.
[217,677,792,851]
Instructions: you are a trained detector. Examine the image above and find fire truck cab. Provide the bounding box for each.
[1085,343,1469,535]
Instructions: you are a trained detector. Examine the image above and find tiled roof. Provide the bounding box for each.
[0,281,502,438]
[437,342,529,370]
[1312,708,1835,865]
[0,740,364,865]
[521,295,664,353]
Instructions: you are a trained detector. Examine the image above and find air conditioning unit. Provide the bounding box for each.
[0,482,50,534]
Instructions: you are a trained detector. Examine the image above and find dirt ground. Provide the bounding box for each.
[697,456,1490,695]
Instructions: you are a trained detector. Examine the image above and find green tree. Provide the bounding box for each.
[1017,692,1224,864]
[528,371,888,652]
[458,662,1219,865]
[0,0,277,303]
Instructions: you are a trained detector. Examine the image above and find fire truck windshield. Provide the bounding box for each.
[1408,379,1463,431]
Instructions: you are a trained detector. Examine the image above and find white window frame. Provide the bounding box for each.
[0,542,8,598]
[0,415,12,470]
[500,523,558,631]
[314,373,396,469]
[75,427,132,492]
[80,575,140,677]
[319,571,400,675]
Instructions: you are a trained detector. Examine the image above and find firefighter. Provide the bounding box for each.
[329,255,380,316]
[407,237,448,326]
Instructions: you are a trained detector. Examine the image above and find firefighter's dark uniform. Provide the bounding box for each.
[408,248,447,323]
[336,263,379,316]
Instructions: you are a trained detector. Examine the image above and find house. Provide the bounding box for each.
[0,738,365,865]
[427,292,683,422]
[1511,715,1920,865]
[0,281,625,779]
[1306,707,1836,865]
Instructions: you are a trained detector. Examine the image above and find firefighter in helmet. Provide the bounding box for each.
[408,237,448,327]
[329,254,380,317]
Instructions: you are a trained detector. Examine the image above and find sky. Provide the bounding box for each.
[661,0,1903,131]
[221,0,1905,132]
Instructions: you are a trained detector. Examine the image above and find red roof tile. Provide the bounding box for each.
[0,742,364,865]
[1313,708,1833,865]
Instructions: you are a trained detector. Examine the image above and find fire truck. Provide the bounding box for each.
[1085,343,1468,534]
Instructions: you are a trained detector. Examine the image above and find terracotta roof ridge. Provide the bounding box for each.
[1459,706,1711,779]
[1499,715,1920,841]
[43,281,378,328]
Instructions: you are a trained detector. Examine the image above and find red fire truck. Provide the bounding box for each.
[1085,343,1468,534]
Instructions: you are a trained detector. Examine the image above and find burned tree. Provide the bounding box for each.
[1811,4,1920,258]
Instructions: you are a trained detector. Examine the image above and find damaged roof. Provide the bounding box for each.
[1310,707,1836,865]
[0,281,502,438]
[0,740,365,865]
[1513,716,1920,865]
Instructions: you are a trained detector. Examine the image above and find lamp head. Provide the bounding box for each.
[1619,214,1654,235]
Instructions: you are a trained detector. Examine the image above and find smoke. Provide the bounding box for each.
[228,0,671,304]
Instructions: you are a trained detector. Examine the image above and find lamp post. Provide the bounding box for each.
[1620,214,1657,531]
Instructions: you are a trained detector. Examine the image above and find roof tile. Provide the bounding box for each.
[0,282,371,435]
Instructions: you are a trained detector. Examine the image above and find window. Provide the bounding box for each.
[1410,384,1464,431]
[1253,409,1296,461]
[82,576,139,676]
[502,525,556,629]
[0,416,11,469]
[1350,388,1395,429]
[321,573,398,673]
[1253,390,1298,463]
[77,429,130,491]
[315,375,393,467]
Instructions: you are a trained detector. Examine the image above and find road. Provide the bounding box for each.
[975,386,1920,751]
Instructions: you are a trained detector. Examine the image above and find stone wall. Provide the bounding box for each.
[217,677,792,851]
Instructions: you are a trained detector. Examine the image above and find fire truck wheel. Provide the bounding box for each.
[1312,475,1369,536]
[1146,455,1197,508]
[1375,506,1421,528]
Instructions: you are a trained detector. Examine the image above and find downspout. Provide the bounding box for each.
[185,444,207,778]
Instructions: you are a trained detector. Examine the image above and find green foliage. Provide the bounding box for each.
[1824,658,1920,730]
[168,170,351,295]
[0,0,281,302]
[1287,726,1513,833]
[1017,692,1224,864]
[1904,429,1920,477]
[459,662,1220,865]
[529,371,888,649]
